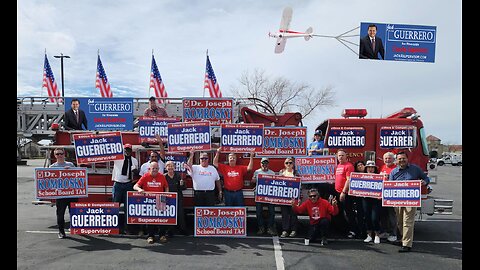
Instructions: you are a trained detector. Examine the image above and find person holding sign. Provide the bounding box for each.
[307,130,325,156]
[164,160,188,236]
[185,151,222,206]
[140,135,166,176]
[361,161,382,244]
[337,149,358,239]
[278,157,298,238]
[49,148,77,239]
[251,157,277,236]
[379,152,398,243]
[213,148,254,206]
[292,188,338,246]
[134,161,169,244]
[389,151,430,252]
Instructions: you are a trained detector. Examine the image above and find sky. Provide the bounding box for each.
[17,0,462,144]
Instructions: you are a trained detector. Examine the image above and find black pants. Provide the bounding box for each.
[308,218,330,241]
[194,190,215,206]
[56,198,78,231]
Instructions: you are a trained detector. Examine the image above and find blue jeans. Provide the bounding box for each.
[224,190,244,206]
[362,197,381,233]
[113,181,134,231]
[256,202,275,229]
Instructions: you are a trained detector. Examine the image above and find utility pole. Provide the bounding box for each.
[54,53,71,98]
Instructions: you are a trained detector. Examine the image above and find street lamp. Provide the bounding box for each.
[54,53,71,98]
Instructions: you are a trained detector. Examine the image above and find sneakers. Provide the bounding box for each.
[58,229,66,239]
[374,235,381,244]
[280,231,288,238]
[257,227,266,235]
[289,231,296,237]
[347,231,356,239]
[387,235,397,242]
[267,228,277,236]
[159,235,168,243]
[320,237,328,246]
[364,235,373,243]
[147,237,154,244]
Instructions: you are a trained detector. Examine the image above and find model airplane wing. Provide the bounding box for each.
[274,37,287,53]
[279,6,292,31]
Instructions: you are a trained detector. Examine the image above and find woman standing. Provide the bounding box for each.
[362,160,382,244]
[164,161,188,235]
[279,157,298,238]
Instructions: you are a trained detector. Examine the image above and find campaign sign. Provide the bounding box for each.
[167,121,211,152]
[255,174,301,206]
[35,168,88,199]
[65,97,134,131]
[359,22,436,63]
[259,127,307,157]
[220,123,264,153]
[126,191,178,225]
[165,152,188,173]
[379,125,416,149]
[138,116,180,143]
[348,172,384,199]
[183,98,233,127]
[326,127,366,148]
[382,180,422,207]
[194,207,247,237]
[70,202,120,235]
[295,156,336,184]
[73,132,124,164]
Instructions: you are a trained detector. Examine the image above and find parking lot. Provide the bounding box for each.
[17,160,462,270]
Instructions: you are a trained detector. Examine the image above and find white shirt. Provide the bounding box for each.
[188,165,220,191]
[112,157,138,183]
[139,159,165,176]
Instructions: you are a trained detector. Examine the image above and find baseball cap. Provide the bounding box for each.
[314,130,322,136]
[365,160,377,168]
[261,157,269,163]
[124,143,132,149]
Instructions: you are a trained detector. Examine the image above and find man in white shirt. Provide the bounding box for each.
[185,151,222,206]
[139,135,166,176]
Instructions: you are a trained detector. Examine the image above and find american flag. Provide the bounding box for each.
[149,55,168,103]
[42,54,61,103]
[204,55,222,98]
[95,55,113,97]
[155,194,166,211]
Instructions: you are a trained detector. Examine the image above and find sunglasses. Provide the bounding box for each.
[285,162,293,164]
[200,157,209,160]
[54,153,64,155]
[309,195,317,198]
[261,161,269,164]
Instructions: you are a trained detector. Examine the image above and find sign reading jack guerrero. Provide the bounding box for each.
[220,123,264,153]
[359,22,436,63]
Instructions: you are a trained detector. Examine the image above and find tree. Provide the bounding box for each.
[230,69,335,119]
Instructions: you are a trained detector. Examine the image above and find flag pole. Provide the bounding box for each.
[149,49,154,98]
[41,49,46,98]
[203,49,208,98]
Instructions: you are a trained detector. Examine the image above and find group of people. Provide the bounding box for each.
[56,101,429,252]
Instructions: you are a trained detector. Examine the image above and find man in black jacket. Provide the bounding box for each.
[64,98,88,130]
[359,24,385,60]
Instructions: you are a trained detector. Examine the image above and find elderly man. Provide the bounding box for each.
[144,96,168,117]
[185,151,222,206]
[251,157,276,235]
[213,147,254,206]
[389,151,430,252]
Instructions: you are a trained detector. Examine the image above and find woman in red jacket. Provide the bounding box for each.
[292,188,339,245]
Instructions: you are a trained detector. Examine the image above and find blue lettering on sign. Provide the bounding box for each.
[184,108,232,119]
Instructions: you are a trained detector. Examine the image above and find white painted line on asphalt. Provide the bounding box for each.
[272,236,285,270]
[413,240,462,244]
[417,219,462,222]
[26,230,60,234]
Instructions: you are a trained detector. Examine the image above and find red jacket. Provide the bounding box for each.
[293,198,339,225]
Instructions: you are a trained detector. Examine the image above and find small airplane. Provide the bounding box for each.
[269,7,313,53]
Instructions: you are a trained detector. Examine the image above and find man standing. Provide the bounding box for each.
[111,143,139,234]
[144,96,168,117]
[359,23,385,60]
[251,157,276,235]
[49,148,77,239]
[213,148,254,206]
[185,151,222,206]
[140,135,166,176]
[64,98,88,130]
[337,149,358,239]
[379,152,398,242]
[307,130,325,156]
[389,151,430,252]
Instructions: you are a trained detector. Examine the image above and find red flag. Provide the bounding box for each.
[95,55,113,97]
[149,55,168,103]
[42,54,61,103]
[204,55,222,98]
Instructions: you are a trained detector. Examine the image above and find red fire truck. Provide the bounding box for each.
[37,103,452,216]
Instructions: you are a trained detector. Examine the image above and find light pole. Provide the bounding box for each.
[54,53,70,98]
